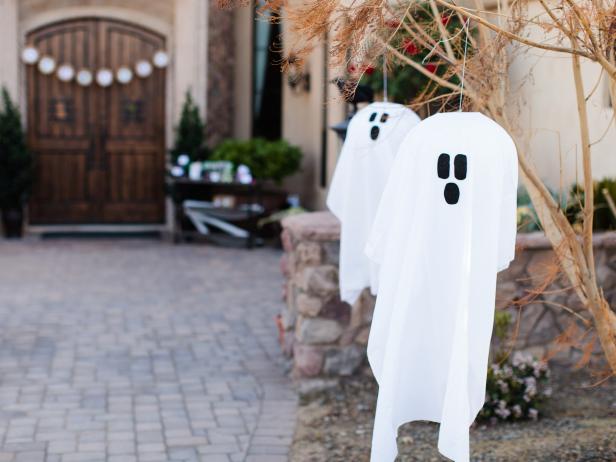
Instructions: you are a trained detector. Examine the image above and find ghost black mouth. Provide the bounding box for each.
[370,125,380,140]
[444,182,460,204]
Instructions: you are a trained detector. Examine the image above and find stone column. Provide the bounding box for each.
[206,0,234,146]
[0,0,19,101]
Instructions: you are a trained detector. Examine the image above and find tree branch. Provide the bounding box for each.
[428,0,456,60]
[431,0,596,60]
[572,52,596,282]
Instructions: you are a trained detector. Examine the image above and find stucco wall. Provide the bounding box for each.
[280,5,346,209]
[507,1,615,192]
[18,0,174,25]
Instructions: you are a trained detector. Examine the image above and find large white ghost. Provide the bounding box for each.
[327,102,421,305]
[365,112,518,462]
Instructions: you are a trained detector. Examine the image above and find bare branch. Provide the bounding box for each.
[431,0,596,60]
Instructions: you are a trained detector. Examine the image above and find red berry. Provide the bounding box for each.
[364,65,375,75]
[441,14,451,25]
[424,63,438,73]
[402,38,419,56]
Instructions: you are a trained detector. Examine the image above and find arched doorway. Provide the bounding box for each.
[27,18,166,224]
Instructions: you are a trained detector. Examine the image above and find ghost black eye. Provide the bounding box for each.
[437,153,450,179]
[454,154,467,180]
[380,113,389,123]
[369,112,377,122]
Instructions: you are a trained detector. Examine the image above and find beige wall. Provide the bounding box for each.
[18,0,174,23]
[280,45,346,209]
[509,1,616,194]
[0,0,19,99]
[174,0,209,127]
[278,5,346,210]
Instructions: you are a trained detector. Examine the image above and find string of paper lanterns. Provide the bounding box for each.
[21,46,169,87]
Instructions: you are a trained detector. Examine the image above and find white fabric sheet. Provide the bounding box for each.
[327,102,420,304]
[366,112,518,462]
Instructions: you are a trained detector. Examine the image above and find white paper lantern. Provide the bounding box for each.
[76,69,93,87]
[96,69,114,87]
[153,51,170,68]
[57,64,75,82]
[116,67,133,85]
[135,60,153,78]
[22,46,40,65]
[38,56,56,75]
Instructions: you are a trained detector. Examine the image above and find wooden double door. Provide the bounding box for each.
[27,18,166,225]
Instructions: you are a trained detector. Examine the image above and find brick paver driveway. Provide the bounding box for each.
[0,239,296,462]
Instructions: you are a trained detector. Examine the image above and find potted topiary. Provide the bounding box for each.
[170,91,209,167]
[0,88,32,238]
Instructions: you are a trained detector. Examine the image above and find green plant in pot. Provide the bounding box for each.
[0,88,32,238]
[211,138,302,183]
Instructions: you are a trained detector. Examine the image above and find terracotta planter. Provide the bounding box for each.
[1,206,24,238]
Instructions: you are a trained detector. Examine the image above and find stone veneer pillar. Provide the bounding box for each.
[280,211,616,379]
[280,212,375,379]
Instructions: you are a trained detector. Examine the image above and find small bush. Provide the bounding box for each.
[0,88,33,209]
[171,92,208,164]
[479,352,551,423]
[211,138,302,183]
[517,179,616,233]
[566,179,616,232]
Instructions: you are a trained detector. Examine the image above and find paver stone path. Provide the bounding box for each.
[0,240,296,462]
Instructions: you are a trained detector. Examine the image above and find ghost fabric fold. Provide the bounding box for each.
[366,112,518,462]
[326,102,421,305]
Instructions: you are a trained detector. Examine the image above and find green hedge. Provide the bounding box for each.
[211,138,302,183]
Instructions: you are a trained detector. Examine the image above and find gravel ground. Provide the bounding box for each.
[291,366,616,462]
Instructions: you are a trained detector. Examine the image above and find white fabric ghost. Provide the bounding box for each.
[365,112,518,462]
[327,102,421,305]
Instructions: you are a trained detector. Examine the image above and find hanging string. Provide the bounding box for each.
[383,53,388,102]
[458,18,470,112]
[421,25,468,65]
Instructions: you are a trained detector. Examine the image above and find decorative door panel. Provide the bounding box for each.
[28,18,166,225]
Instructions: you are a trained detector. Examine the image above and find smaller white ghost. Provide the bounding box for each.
[327,102,421,305]
[366,112,518,462]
